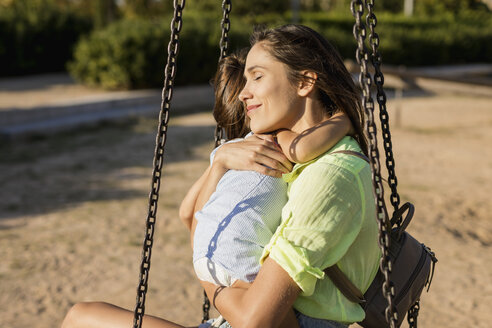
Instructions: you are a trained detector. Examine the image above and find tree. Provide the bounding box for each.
[185,0,290,15]
[93,0,117,29]
[416,0,491,15]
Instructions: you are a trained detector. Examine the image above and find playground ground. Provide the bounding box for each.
[0,75,491,327]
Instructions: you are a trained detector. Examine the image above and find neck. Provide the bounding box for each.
[289,96,330,133]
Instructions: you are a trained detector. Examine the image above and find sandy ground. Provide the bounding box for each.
[0,92,491,328]
[0,74,114,110]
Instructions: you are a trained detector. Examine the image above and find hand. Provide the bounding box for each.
[213,135,292,177]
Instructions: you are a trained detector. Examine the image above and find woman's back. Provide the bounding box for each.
[193,139,288,284]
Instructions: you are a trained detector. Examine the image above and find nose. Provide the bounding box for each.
[238,83,252,103]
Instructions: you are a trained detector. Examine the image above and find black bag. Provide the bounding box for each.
[324,202,438,328]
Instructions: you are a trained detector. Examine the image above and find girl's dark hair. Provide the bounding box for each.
[212,48,250,140]
[250,24,368,155]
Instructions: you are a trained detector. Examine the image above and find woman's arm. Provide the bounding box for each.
[213,135,293,177]
[189,162,228,248]
[275,112,353,163]
[193,164,227,214]
[200,257,301,328]
[178,166,212,231]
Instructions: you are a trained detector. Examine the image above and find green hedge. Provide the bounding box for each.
[68,13,252,89]
[68,11,492,90]
[301,11,492,66]
[0,4,92,76]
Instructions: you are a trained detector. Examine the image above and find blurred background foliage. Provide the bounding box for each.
[1,0,491,89]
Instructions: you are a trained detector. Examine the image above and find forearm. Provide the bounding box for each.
[179,166,211,230]
[209,285,295,328]
[201,281,276,328]
[179,158,229,232]
[211,136,292,177]
[179,187,199,231]
[189,163,228,248]
[201,258,301,328]
[276,112,352,163]
[201,281,250,328]
[194,163,228,213]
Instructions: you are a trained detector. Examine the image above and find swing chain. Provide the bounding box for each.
[364,0,401,220]
[133,1,185,328]
[214,125,225,147]
[351,1,398,327]
[208,0,233,316]
[209,0,233,317]
[407,301,420,328]
[214,0,232,147]
[202,290,211,323]
[220,0,232,59]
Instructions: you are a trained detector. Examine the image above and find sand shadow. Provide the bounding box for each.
[0,117,216,221]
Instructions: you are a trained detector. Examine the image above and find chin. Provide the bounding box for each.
[250,126,269,134]
[250,119,277,135]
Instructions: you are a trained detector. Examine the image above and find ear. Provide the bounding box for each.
[297,71,317,97]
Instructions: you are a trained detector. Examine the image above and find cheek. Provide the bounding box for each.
[254,84,268,100]
[273,86,297,114]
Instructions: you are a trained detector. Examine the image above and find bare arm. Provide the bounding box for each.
[178,166,211,231]
[193,137,291,206]
[276,112,353,163]
[189,162,228,248]
[193,164,227,214]
[213,135,292,177]
[200,257,301,328]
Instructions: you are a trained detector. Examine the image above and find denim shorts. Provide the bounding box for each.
[295,310,348,328]
[198,311,348,328]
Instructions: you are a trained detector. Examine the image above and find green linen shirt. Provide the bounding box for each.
[260,136,381,323]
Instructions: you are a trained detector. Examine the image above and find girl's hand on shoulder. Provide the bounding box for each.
[213,135,292,177]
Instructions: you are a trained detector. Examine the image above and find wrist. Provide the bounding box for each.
[211,151,229,174]
[213,285,227,309]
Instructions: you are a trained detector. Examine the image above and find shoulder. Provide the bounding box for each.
[315,137,368,173]
[285,136,367,183]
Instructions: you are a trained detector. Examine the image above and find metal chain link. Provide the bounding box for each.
[214,0,232,147]
[132,1,185,327]
[219,0,232,60]
[364,0,401,219]
[407,301,420,328]
[350,1,398,327]
[206,1,233,320]
[214,124,225,148]
[202,290,211,323]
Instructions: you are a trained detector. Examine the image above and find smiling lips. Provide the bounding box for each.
[246,104,261,114]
